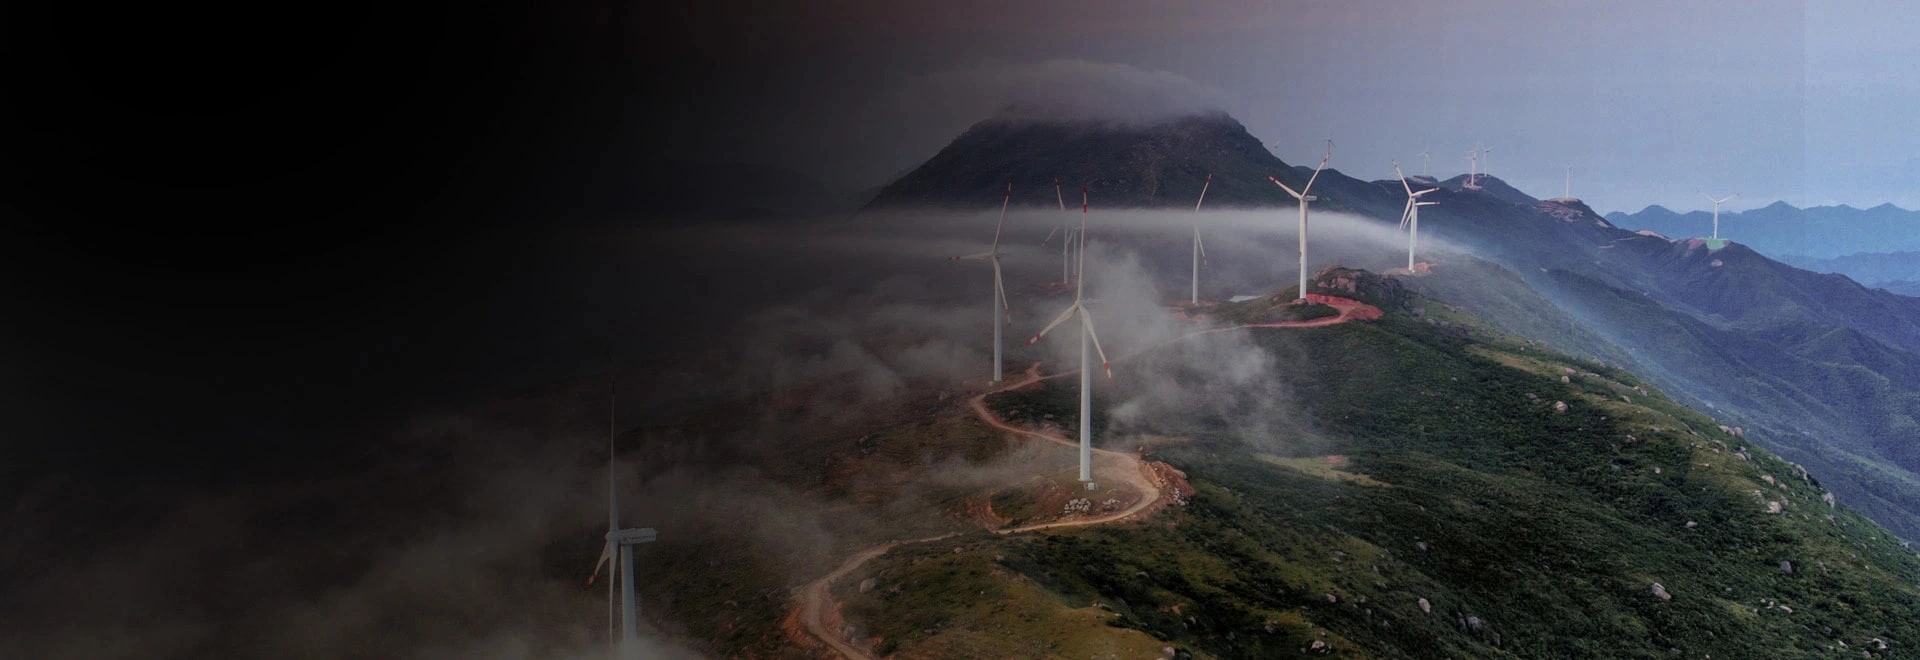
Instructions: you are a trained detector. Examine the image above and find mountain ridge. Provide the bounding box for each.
[858,108,1920,544]
[1606,201,1920,258]
[863,113,1309,210]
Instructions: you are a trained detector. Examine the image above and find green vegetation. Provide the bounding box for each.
[839,273,1920,658]
[1212,296,1338,326]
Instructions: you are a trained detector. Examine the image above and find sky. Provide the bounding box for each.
[642,0,1920,214]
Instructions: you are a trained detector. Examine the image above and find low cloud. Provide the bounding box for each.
[5,205,1467,658]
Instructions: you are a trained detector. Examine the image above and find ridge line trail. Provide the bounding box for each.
[793,295,1380,658]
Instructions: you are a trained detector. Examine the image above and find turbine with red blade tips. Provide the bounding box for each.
[1189,173,1212,306]
[1268,140,1332,301]
[1395,161,1440,271]
[1026,186,1113,485]
[951,181,1014,383]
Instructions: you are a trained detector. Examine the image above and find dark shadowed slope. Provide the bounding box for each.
[865,113,1307,210]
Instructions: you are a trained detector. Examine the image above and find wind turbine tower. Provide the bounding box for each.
[1703,193,1737,240]
[1190,173,1212,306]
[589,391,658,660]
[952,182,1013,383]
[1027,186,1113,488]
[1395,161,1439,271]
[1268,140,1332,302]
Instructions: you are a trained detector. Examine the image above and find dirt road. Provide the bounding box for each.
[791,296,1380,658]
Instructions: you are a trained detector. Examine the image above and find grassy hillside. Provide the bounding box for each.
[831,272,1920,658]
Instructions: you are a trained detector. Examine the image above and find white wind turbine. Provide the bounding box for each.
[587,391,658,660]
[1703,193,1736,239]
[1419,143,1432,178]
[1395,161,1439,271]
[1189,173,1212,306]
[951,181,1014,384]
[1464,149,1479,188]
[1267,139,1332,302]
[1042,178,1077,285]
[1026,186,1113,487]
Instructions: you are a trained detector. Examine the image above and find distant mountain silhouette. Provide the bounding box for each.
[1884,279,1920,297]
[1605,201,1920,259]
[1777,251,1920,289]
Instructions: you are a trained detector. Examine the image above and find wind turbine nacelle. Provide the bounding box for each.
[607,528,659,544]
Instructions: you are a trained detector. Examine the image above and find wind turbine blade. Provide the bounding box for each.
[1267,176,1303,199]
[1042,225,1060,245]
[605,389,618,653]
[587,541,612,586]
[1195,229,1208,265]
[1055,178,1065,211]
[1395,161,1413,196]
[1076,186,1089,300]
[608,390,618,532]
[1194,173,1212,212]
[1399,199,1414,231]
[1079,311,1114,380]
[992,259,1010,320]
[1028,304,1079,345]
[1416,187,1439,196]
[991,181,1011,252]
[1302,157,1327,194]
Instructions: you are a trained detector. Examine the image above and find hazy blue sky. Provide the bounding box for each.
[651,0,1920,214]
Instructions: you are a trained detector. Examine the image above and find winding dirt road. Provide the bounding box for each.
[792,295,1380,658]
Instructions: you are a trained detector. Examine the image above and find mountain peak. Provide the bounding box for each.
[863,111,1301,210]
[1436,174,1538,205]
[985,103,1234,128]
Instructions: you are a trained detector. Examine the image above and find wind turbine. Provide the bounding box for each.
[587,391,658,660]
[1026,186,1113,487]
[1419,143,1432,178]
[951,182,1013,384]
[1395,161,1439,271]
[1703,193,1737,239]
[1042,178,1076,286]
[1267,139,1332,301]
[1464,150,1479,188]
[1189,173,1212,306]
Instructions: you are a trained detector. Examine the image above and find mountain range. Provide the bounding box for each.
[1774,251,1920,293]
[1604,202,1920,260]
[867,111,1920,544]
